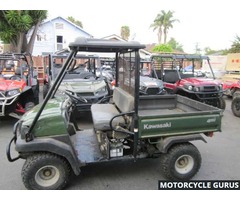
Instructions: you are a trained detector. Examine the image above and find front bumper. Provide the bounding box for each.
[140,86,165,95]
[0,92,20,116]
[180,87,224,100]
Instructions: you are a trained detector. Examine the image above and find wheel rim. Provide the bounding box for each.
[35,165,60,187]
[175,155,194,174]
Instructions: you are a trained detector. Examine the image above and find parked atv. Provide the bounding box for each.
[43,51,110,112]
[151,54,226,109]
[0,53,39,118]
[7,38,223,190]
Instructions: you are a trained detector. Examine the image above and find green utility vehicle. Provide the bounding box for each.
[7,38,223,190]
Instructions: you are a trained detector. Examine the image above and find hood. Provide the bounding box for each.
[21,97,63,125]
[21,97,67,137]
[181,77,221,86]
[0,79,26,91]
[140,76,163,87]
[58,79,106,93]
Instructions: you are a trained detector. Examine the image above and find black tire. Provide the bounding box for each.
[216,97,226,110]
[22,153,71,190]
[233,90,240,99]
[25,102,35,111]
[43,84,49,99]
[231,96,240,117]
[160,143,202,180]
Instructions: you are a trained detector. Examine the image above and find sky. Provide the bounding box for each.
[2,0,240,53]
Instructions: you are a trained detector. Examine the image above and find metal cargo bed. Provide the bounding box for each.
[138,95,223,138]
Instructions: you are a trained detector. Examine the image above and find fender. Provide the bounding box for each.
[156,134,207,153]
[14,135,81,175]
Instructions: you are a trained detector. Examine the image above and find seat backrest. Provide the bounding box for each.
[113,87,134,113]
[164,70,180,83]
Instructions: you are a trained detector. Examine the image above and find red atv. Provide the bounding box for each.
[0,53,39,119]
[222,79,240,117]
[151,54,226,109]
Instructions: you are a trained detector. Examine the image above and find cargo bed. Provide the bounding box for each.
[138,95,223,138]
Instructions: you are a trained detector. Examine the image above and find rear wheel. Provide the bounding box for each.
[160,143,201,180]
[231,96,240,117]
[22,153,71,190]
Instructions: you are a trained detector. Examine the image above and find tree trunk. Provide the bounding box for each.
[26,21,40,54]
[163,29,167,44]
[16,32,24,53]
[158,27,162,44]
[22,34,28,53]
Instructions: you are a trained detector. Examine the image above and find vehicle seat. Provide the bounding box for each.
[91,87,134,131]
[164,70,180,83]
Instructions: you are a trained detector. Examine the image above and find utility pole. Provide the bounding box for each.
[194,43,201,54]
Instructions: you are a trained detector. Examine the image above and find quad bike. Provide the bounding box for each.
[150,54,226,110]
[0,53,39,119]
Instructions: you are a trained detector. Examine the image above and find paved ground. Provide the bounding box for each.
[0,97,240,190]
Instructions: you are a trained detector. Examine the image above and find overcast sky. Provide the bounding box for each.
[3,0,240,53]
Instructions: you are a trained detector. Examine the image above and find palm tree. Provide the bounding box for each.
[162,10,179,44]
[120,26,130,41]
[150,10,179,44]
[150,12,164,44]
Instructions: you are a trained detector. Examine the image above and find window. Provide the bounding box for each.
[57,36,63,43]
[56,35,63,51]
[55,23,64,29]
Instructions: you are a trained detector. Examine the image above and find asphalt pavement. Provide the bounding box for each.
[0,96,240,190]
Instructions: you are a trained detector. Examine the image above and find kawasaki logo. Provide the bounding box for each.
[207,118,216,123]
[144,122,171,130]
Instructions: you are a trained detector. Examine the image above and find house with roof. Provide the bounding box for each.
[29,16,93,56]
[102,34,152,60]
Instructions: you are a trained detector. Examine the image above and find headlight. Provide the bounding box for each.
[95,87,107,95]
[194,87,200,92]
[139,85,146,91]
[218,84,223,90]
[20,125,30,140]
[188,85,193,91]
[6,89,20,97]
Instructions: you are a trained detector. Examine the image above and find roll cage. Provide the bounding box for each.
[151,53,216,80]
[26,37,145,141]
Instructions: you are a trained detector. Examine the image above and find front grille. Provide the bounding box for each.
[146,88,160,95]
[203,86,217,92]
[0,91,5,98]
[77,92,94,97]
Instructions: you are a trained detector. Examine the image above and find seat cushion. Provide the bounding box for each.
[91,104,125,131]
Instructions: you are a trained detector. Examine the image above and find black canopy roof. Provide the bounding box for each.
[69,37,146,52]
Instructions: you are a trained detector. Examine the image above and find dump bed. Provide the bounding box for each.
[138,95,222,138]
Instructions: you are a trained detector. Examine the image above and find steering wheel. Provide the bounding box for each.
[65,90,88,104]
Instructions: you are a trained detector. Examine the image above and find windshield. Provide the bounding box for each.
[48,55,99,81]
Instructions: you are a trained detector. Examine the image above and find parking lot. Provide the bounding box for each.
[0,96,240,190]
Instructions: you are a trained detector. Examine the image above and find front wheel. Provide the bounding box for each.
[22,153,71,190]
[24,102,35,112]
[231,96,240,117]
[160,143,201,180]
[216,97,226,110]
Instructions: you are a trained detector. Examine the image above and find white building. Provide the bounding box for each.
[29,16,93,56]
